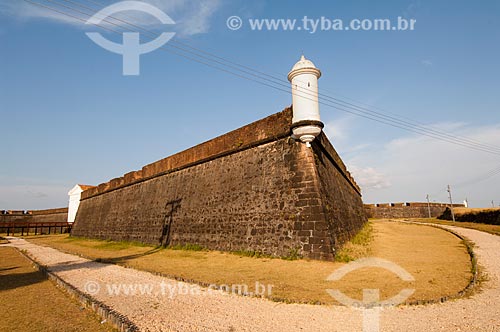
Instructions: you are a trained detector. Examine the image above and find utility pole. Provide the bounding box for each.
[492,200,495,208]
[426,194,432,218]
[447,185,456,222]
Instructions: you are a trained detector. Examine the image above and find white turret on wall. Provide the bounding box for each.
[67,184,95,223]
[288,55,324,147]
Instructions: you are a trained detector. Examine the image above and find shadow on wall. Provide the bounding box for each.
[160,199,182,247]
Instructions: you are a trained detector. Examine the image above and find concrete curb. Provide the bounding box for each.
[395,220,479,306]
[11,219,480,312]
[15,247,140,332]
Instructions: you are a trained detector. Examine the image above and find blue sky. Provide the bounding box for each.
[1,0,499,209]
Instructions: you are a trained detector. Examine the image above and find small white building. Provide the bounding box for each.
[67,184,95,223]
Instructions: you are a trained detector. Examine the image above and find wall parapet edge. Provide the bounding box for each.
[82,108,364,201]
[82,108,294,200]
[364,202,466,219]
[364,203,465,208]
[314,132,361,195]
[1,208,68,215]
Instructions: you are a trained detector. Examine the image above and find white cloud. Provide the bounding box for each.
[324,113,500,206]
[349,166,391,190]
[174,0,221,36]
[0,184,69,210]
[348,122,500,207]
[0,1,82,26]
[324,116,391,192]
[324,117,350,142]
[0,0,222,36]
[421,59,433,66]
[403,0,422,19]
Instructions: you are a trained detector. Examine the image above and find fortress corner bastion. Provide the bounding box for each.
[71,107,367,260]
[72,55,366,260]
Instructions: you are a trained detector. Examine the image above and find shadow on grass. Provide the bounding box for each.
[22,235,66,240]
[44,247,163,274]
[0,270,47,292]
[93,247,163,264]
[0,246,161,292]
[0,266,20,272]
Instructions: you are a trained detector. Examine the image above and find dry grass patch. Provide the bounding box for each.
[25,221,472,305]
[453,207,500,215]
[0,246,117,332]
[335,222,373,262]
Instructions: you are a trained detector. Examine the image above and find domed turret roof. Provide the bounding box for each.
[290,55,317,71]
[288,55,321,81]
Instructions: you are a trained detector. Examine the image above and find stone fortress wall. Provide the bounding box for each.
[71,107,367,260]
[0,208,69,224]
[364,202,466,219]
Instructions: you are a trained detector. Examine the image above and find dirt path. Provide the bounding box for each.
[3,224,499,332]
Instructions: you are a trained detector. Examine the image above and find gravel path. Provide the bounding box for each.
[3,224,500,332]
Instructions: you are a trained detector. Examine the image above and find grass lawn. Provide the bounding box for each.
[22,220,473,305]
[394,218,500,236]
[0,246,117,332]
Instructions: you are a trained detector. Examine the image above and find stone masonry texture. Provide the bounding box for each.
[0,208,68,224]
[71,108,367,260]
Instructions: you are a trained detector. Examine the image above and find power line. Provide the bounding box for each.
[75,0,500,155]
[22,0,304,89]
[428,163,500,202]
[23,0,500,157]
[453,164,500,189]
